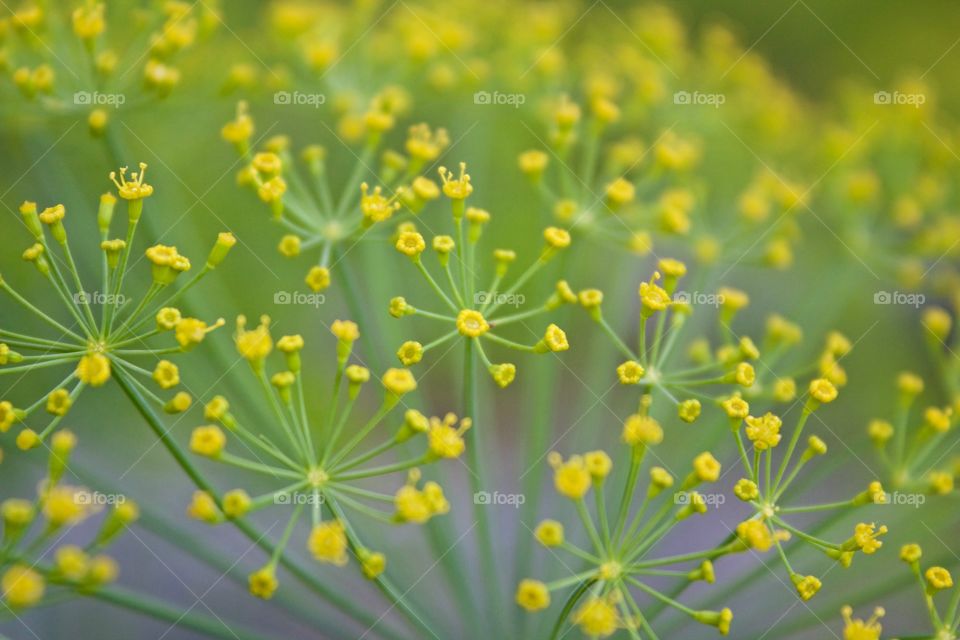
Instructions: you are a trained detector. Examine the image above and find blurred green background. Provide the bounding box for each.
[1,1,959,638]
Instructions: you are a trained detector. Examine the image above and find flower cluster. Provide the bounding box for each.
[518,439,736,637]
[222,95,453,294]
[186,317,465,598]
[389,161,572,388]
[884,542,960,639]
[0,165,231,452]
[1,1,217,135]
[0,431,137,609]
[727,370,890,602]
[867,370,957,495]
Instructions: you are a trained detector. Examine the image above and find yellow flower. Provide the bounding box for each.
[427,414,470,459]
[573,596,619,638]
[639,277,671,315]
[222,489,251,518]
[841,605,883,640]
[691,452,721,483]
[745,413,782,450]
[359,549,387,580]
[694,608,733,636]
[922,307,952,341]
[248,566,278,599]
[543,226,571,250]
[396,341,424,366]
[76,353,111,387]
[331,320,360,343]
[190,426,226,457]
[897,372,924,396]
[308,520,348,566]
[584,450,613,481]
[718,287,749,313]
[678,399,701,423]
[456,309,489,337]
[438,162,473,200]
[305,266,331,292]
[394,477,449,523]
[396,231,426,258]
[489,363,517,388]
[929,471,954,495]
[157,307,182,330]
[900,543,923,564]
[549,453,591,500]
[536,324,569,352]
[109,163,154,200]
[617,360,644,384]
[518,150,549,179]
[605,177,635,208]
[359,183,400,223]
[516,579,550,611]
[383,368,417,396]
[0,401,17,433]
[578,288,604,310]
[622,414,663,446]
[650,467,674,491]
[792,574,822,601]
[534,520,564,547]
[733,362,755,387]
[926,566,954,590]
[235,315,273,365]
[773,378,797,403]
[175,317,223,349]
[433,235,456,256]
[54,544,89,582]
[809,378,838,404]
[278,234,301,257]
[851,523,887,555]
[186,491,220,523]
[152,360,180,389]
[16,428,40,451]
[924,406,952,433]
[1,565,44,608]
[734,479,759,501]
[46,389,72,416]
[737,520,773,552]
[389,296,414,318]
[42,487,85,526]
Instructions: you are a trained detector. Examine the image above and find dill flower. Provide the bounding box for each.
[390,162,571,388]
[4,2,210,126]
[188,321,461,596]
[522,432,741,637]
[0,165,228,448]
[0,435,134,609]
[841,606,884,640]
[223,99,451,291]
[895,543,960,637]
[867,372,959,493]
